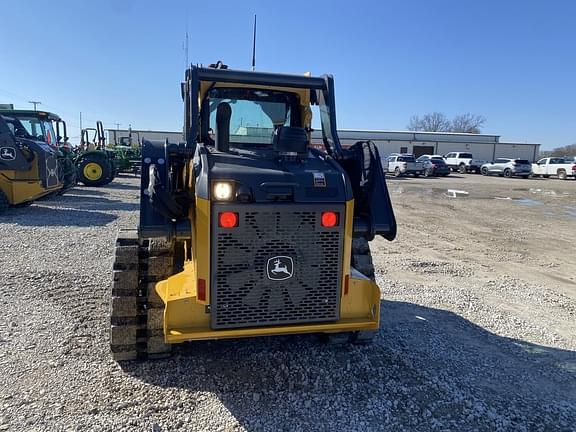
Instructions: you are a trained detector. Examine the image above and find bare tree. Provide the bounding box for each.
[407,112,487,134]
[407,112,451,132]
[548,143,576,157]
[451,113,486,134]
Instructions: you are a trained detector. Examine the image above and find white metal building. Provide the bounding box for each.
[107,128,540,162]
[107,129,183,145]
[311,130,541,162]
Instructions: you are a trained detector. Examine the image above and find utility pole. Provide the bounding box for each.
[115,123,121,130]
[28,100,42,111]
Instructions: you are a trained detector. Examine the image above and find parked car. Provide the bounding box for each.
[416,155,450,177]
[480,158,532,178]
[531,157,576,180]
[444,152,487,173]
[382,154,424,177]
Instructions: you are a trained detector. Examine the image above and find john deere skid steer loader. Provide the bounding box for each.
[0,109,76,191]
[110,63,396,360]
[0,114,63,212]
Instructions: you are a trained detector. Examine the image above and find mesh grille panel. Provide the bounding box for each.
[211,204,343,329]
[45,154,60,188]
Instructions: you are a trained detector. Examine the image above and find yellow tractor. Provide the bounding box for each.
[0,112,63,212]
[110,63,396,360]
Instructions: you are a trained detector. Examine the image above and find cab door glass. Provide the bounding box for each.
[42,121,57,146]
[19,118,44,140]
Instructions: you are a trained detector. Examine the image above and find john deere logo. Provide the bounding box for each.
[267,256,294,281]
[0,147,16,161]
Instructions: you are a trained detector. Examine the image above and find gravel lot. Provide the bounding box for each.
[1,174,575,431]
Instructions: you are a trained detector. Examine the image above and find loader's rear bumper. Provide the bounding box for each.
[165,317,379,343]
[156,263,381,344]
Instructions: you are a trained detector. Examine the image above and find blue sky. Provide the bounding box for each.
[1,0,574,149]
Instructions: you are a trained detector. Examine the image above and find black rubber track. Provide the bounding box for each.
[110,230,174,361]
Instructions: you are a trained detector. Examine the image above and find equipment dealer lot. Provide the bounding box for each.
[0,174,574,431]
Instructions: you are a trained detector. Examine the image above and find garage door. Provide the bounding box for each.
[413,146,434,157]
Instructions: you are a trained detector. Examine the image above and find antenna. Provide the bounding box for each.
[185,31,189,69]
[251,14,257,71]
[183,3,190,70]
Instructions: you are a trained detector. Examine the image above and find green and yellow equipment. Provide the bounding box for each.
[107,128,142,175]
[0,113,64,212]
[77,121,116,186]
[0,109,77,191]
[110,63,396,360]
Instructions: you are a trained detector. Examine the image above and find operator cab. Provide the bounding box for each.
[141,63,396,241]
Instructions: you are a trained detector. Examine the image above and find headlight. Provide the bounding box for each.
[213,181,234,200]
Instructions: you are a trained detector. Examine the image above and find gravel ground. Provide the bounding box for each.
[0,174,575,431]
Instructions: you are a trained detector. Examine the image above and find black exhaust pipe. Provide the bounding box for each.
[215,102,231,152]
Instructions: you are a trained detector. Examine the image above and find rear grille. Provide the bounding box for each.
[45,153,60,188]
[211,204,344,329]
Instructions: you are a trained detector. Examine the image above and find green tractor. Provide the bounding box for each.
[76,121,116,186]
[106,129,141,175]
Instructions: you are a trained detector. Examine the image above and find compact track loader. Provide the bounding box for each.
[110,63,396,360]
[0,109,76,191]
[0,114,63,212]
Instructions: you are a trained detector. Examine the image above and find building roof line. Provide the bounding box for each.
[106,129,183,135]
[332,128,501,138]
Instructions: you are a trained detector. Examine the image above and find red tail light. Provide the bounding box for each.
[572,164,576,172]
[219,211,238,228]
[321,211,339,227]
[197,278,206,301]
[344,274,350,295]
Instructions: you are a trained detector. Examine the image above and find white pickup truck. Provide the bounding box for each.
[532,157,576,180]
[443,152,487,174]
[382,154,424,177]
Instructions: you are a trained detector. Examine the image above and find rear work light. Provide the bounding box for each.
[321,211,339,227]
[219,211,238,228]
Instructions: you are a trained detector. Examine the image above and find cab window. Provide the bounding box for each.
[18,117,44,140]
[207,88,301,147]
[42,121,56,145]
